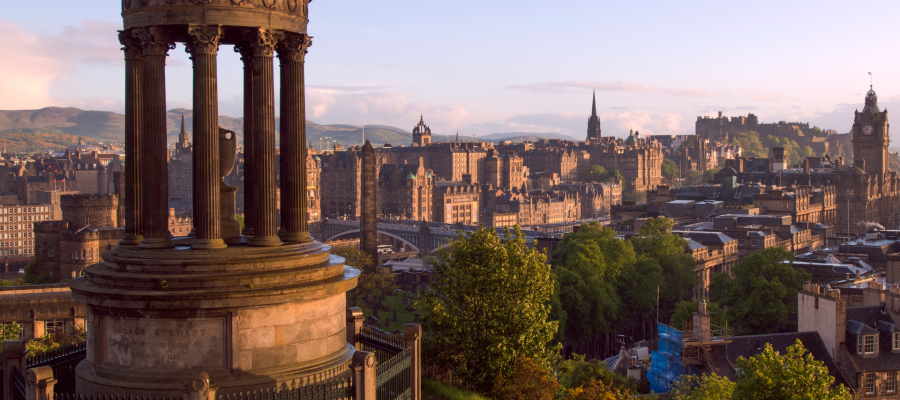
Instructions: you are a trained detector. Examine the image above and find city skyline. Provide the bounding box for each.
[2,0,900,141]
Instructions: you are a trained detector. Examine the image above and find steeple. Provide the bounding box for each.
[178,110,189,146]
[586,91,602,140]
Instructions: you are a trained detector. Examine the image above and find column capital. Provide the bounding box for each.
[132,26,175,56]
[118,30,143,60]
[243,28,285,58]
[276,33,312,63]
[185,24,223,57]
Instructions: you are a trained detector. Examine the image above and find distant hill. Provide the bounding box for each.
[478,131,581,142]
[0,107,124,140]
[0,107,413,150]
[0,131,102,154]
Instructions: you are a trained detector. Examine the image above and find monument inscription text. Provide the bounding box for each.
[102,316,226,370]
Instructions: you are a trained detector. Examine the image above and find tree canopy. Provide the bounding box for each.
[550,219,694,343]
[732,340,851,400]
[710,247,810,335]
[332,245,396,313]
[662,159,679,178]
[419,226,559,392]
[729,131,766,159]
[582,165,624,185]
[670,299,726,330]
[667,373,735,400]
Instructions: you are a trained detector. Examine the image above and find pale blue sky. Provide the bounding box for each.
[2,0,899,141]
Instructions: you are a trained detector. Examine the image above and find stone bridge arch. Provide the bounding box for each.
[323,229,420,251]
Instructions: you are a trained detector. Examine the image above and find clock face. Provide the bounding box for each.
[863,125,874,135]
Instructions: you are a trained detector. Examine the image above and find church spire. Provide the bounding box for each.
[178,109,189,147]
[586,91,602,140]
[592,90,597,117]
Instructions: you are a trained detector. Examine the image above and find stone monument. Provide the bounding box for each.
[361,140,378,264]
[70,0,359,396]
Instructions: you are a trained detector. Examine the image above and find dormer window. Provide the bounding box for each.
[859,334,878,354]
[894,332,900,351]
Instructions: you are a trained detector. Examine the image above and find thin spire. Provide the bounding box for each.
[591,90,597,117]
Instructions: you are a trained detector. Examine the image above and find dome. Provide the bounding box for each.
[406,172,416,180]
[625,131,637,144]
[66,136,99,152]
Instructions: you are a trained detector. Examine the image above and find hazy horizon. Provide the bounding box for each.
[3,0,900,142]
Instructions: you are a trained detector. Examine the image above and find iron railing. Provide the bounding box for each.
[11,366,27,400]
[375,347,412,400]
[358,326,405,363]
[219,377,355,400]
[54,394,185,400]
[27,341,87,395]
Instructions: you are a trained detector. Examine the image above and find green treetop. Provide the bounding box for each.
[419,226,559,392]
[732,339,851,400]
[710,247,810,335]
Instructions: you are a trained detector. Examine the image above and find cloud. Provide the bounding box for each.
[306,84,393,93]
[303,88,469,134]
[739,89,783,101]
[467,109,685,139]
[508,81,654,94]
[0,19,121,110]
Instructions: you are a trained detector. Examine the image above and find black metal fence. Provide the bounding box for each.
[27,341,87,395]
[220,377,355,400]
[11,366,26,400]
[375,347,411,400]
[54,394,185,400]
[358,325,412,400]
[358,326,405,364]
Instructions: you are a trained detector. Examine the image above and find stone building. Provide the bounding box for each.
[319,147,363,219]
[0,204,54,261]
[377,159,434,221]
[552,182,622,219]
[714,87,900,235]
[168,112,193,206]
[483,149,526,190]
[306,150,322,235]
[0,283,85,340]
[34,194,122,279]
[487,189,579,227]
[412,114,432,147]
[433,181,480,225]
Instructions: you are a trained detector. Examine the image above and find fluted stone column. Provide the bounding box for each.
[235,43,256,237]
[276,33,313,243]
[247,28,283,247]
[133,26,173,249]
[118,30,144,246]
[186,25,227,250]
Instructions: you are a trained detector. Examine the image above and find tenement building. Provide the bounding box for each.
[0,204,54,260]
[377,158,434,221]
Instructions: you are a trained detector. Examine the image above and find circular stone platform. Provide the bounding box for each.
[70,239,359,396]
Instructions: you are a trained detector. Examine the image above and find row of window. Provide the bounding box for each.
[864,371,898,395]
[0,206,49,214]
[72,248,97,261]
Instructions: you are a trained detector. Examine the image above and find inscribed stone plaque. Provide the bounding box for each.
[103,316,226,370]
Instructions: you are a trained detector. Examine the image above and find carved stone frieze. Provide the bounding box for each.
[132,26,176,56]
[123,0,132,9]
[262,0,277,9]
[287,0,298,12]
[186,25,223,56]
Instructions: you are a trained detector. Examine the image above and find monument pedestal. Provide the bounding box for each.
[70,240,358,396]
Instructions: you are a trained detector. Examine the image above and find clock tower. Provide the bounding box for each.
[851,86,890,176]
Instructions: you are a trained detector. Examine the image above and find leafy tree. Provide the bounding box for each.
[550,223,635,341]
[667,373,735,400]
[569,378,633,400]
[332,246,396,313]
[670,299,726,330]
[662,159,679,178]
[801,146,815,159]
[419,226,559,392]
[682,170,703,186]
[582,165,608,183]
[700,166,723,184]
[1,322,23,342]
[679,136,696,150]
[730,131,766,158]
[235,214,245,230]
[630,218,697,313]
[713,247,810,335]
[23,253,51,285]
[732,340,852,400]
[557,354,636,394]
[491,357,560,400]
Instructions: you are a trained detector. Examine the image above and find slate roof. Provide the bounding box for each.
[842,306,900,373]
[714,331,850,388]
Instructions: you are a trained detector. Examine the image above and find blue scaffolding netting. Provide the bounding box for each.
[648,323,685,394]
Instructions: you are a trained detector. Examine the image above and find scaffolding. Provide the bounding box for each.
[648,323,694,394]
